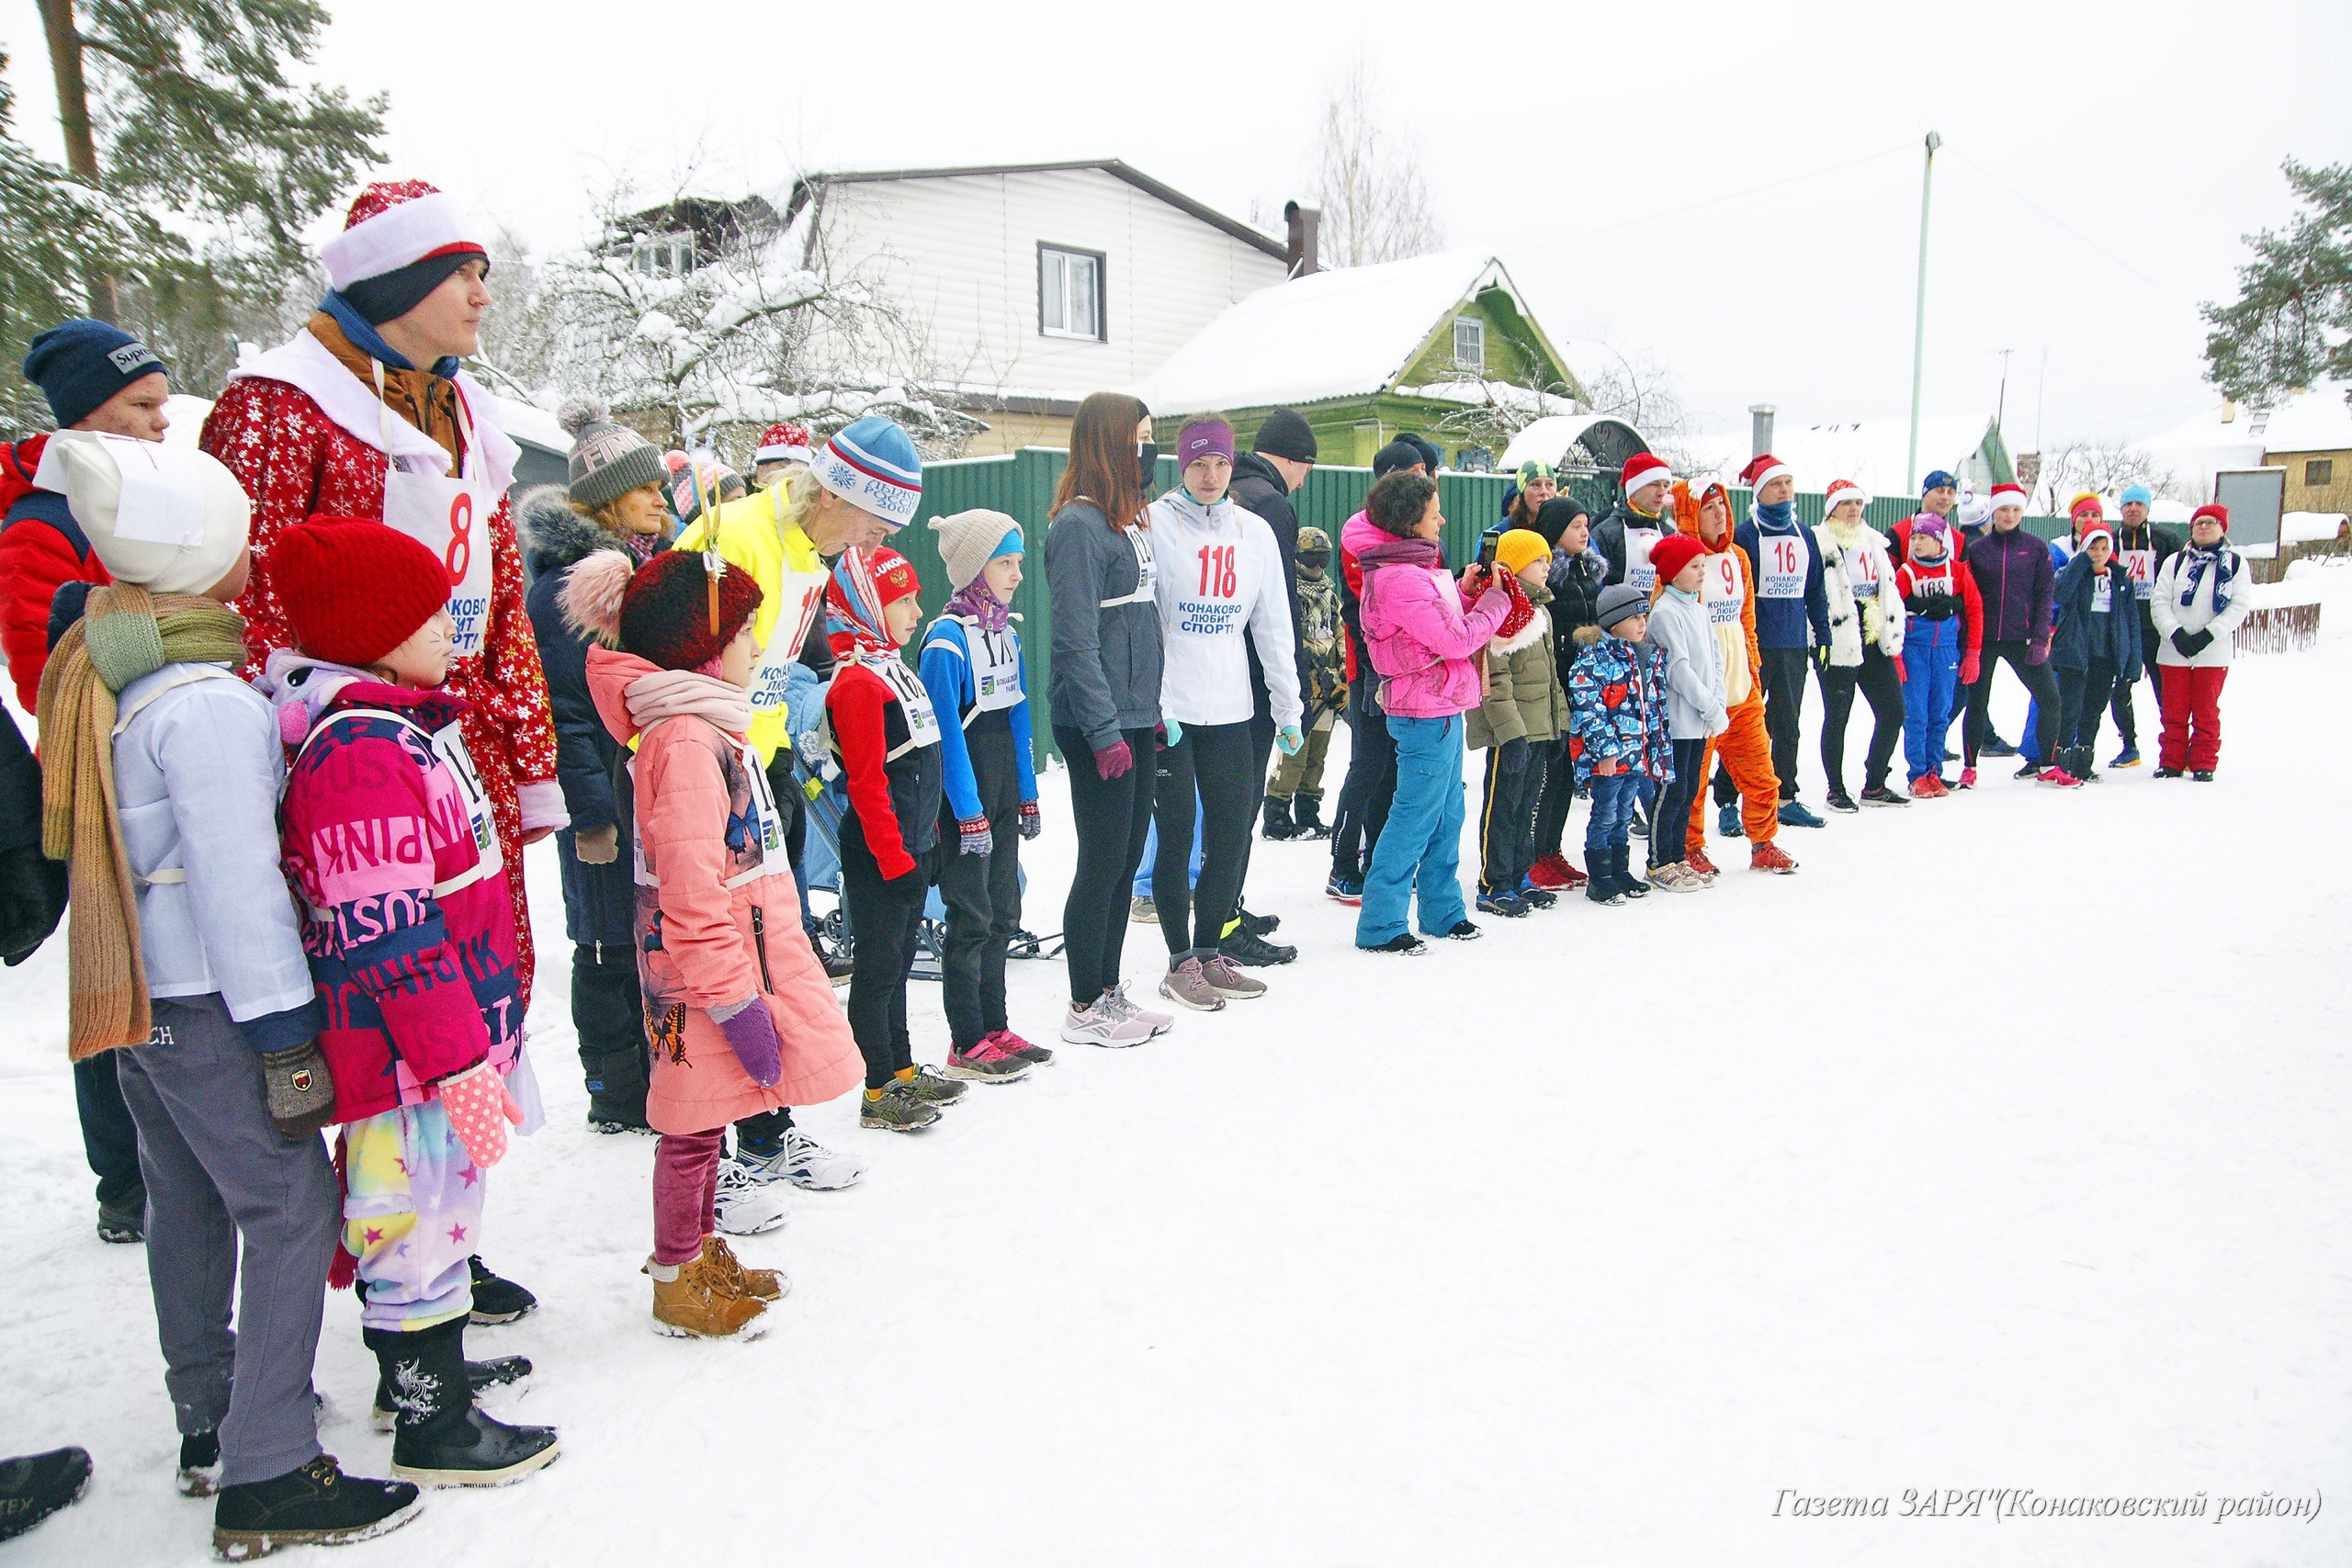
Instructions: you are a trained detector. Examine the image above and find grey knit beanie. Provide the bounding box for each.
[928,507,1023,592]
[559,395,667,513]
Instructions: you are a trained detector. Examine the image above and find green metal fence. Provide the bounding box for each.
[890,448,2076,767]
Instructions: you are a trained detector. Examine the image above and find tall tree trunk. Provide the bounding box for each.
[33,0,116,323]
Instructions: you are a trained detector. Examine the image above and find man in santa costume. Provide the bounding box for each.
[201,180,563,1010]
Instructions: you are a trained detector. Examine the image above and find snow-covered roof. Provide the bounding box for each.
[1500,414,1653,473]
[1679,413,2003,496]
[2133,383,2352,499]
[1127,250,1524,414]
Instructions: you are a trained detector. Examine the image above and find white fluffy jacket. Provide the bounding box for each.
[1815,521,1905,665]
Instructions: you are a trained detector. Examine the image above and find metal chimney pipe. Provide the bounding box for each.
[1747,403,1777,458]
[1283,201,1322,279]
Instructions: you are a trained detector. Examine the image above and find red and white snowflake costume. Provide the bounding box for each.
[200,181,561,1001]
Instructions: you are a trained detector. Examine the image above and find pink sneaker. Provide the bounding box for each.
[944,1034,1033,1082]
[992,1027,1055,1067]
[1956,767,1977,790]
[2035,766,2084,789]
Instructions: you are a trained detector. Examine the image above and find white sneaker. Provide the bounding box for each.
[1106,982,1174,1037]
[1060,997,1153,1047]
[768,1127,864,1191]
[713,1159,791,1235]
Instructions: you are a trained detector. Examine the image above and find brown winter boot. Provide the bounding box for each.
[650,1250,768,1340]
[699,1235,786,1303]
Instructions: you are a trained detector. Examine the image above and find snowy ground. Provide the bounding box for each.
[4,633,2348,1567]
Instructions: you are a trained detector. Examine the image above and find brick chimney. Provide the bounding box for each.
[1284,201,1322,279]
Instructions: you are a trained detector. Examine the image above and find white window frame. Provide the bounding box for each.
[630,231,695,278]
[1452,316,1485,372]
[1038,243,1106,343]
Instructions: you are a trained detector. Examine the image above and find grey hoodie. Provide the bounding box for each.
[1046,498,1164,750]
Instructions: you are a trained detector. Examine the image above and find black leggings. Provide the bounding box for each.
[935,719,1022,1051]
[1151,720,1255,958]
[1329,679,1397,877]
[1057,723,1155,1006]
[1819,649,1905,795]
[838,819,932,1089]
[2059,660,2118,752]
[1758,645,1810,800]
[1650,739,1709,868]
[1964,640,2060,766]
[1231,710,1277,922]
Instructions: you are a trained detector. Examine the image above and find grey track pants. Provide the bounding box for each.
[116,994,340,1487]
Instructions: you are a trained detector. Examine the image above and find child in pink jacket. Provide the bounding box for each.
[1346,471,1513,955]
[261,517,558,1488]
[564,547,862,1341]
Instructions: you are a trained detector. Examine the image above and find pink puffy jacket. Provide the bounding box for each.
[586,648,861,1135]
[1344,516,1512,719]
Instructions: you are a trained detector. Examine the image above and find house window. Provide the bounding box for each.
[630,232,695,278]
[2307,457,2335,487]
[1039,245,1105,341]
[1453,316,1485,372]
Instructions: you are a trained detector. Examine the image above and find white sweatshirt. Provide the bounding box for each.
[1147,490,1303,728]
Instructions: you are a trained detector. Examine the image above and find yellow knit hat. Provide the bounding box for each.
[1496,528,1551,578]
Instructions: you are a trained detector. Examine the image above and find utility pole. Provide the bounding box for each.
[1996,348,2014,434]
[1905,130,1941,494]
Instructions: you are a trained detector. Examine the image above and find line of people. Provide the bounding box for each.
[0,174,2262,1556]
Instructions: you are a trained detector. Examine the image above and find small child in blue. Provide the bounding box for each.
[1568,583,1673,908]
[919,510,1054,1079]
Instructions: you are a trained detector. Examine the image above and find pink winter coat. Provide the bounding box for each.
[1344,516,1512,718]
[264,667,521,1124]
[585,647,861,1135]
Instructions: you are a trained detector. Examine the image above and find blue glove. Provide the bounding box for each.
[1277,724,1305,756]
[1163,716,1183,749]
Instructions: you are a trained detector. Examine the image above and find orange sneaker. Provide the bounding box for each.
[1749,841,1799,874]
[1685,844,1719,879]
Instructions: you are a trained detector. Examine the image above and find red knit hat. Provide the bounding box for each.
[615,550,763,671]
[2190,502,2229,532]
[1648,532,1707,587]
[1621,452,1672,493]
[274,517,453,667]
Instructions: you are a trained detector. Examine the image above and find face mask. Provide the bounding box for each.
[1137,441,1159,488]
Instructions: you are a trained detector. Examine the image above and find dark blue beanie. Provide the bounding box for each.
[22,320,167,430]
[1920,469,1958,496]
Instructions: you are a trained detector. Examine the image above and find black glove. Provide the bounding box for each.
[0,846,67,966]
[260,1040,338,1142]
[2177,627,2215,658]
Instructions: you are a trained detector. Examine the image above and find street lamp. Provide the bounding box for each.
[1905,130,1942,493]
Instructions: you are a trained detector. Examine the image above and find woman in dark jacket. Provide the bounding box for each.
[520,457,666,1131]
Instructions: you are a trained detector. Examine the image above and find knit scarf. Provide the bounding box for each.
[2177,543,2239,615]
[35,585,249,1060]
[944,581,1012,634]
[623,668,754,737]
[310,310,463,473]
[1755,499,1796,530]
[1492,570,1535,643]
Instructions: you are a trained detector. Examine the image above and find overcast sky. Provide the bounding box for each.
[8,0,2348,450]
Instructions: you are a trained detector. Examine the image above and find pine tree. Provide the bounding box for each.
[0,51,190,432]
[24,0,382,382]
[2202,159,2352,405]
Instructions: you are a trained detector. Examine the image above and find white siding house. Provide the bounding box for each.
[786,162,1292,452]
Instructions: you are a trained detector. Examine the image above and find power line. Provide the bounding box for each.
[1535,144,1913,250]
[1945,151,2191,300]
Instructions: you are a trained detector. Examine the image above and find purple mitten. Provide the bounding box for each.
[1094,739,1134,780]
[711,1000,783,1088]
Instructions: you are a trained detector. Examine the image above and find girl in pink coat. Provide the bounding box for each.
[1346,471,1513,955]
[564,547,862,1341]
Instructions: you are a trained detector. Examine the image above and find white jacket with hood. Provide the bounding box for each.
[1147,489,1303,729]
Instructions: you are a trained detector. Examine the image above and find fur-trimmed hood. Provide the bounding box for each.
[517,483,628,578]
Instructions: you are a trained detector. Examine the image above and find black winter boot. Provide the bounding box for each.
[1261,795,1297,840]
[1293,791,1332,840]
[1612,842,1648,899]
[467,1256,537,1325]
[0,1446,90,1544]
[372,1352,534,1432]
[368,1318,560,1487]
[212,1455,419,1558]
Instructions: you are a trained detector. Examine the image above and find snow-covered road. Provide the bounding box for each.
[4,637,2346,1566]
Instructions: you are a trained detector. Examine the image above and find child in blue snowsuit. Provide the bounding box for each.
[1567,584,1672,907]
[1894,514,1981,792]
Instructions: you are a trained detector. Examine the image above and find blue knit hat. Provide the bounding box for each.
[22,320,166,430]
[2120,484,2154,507]
[812,416,923,529]
[1920,469,1958,495]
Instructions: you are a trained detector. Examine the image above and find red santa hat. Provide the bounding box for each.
[2078,521,2115,552]
[322,180,487,292]
[1739,452,1793,491]
[754,422,814,467]
[1823,478,1871,513]
[1620,451,1672,494]
[1989,482,2030,513]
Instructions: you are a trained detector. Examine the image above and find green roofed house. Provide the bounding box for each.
[1128,249,1593,472]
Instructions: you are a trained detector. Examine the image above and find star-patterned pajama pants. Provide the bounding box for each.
[343,1100,487,1334]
